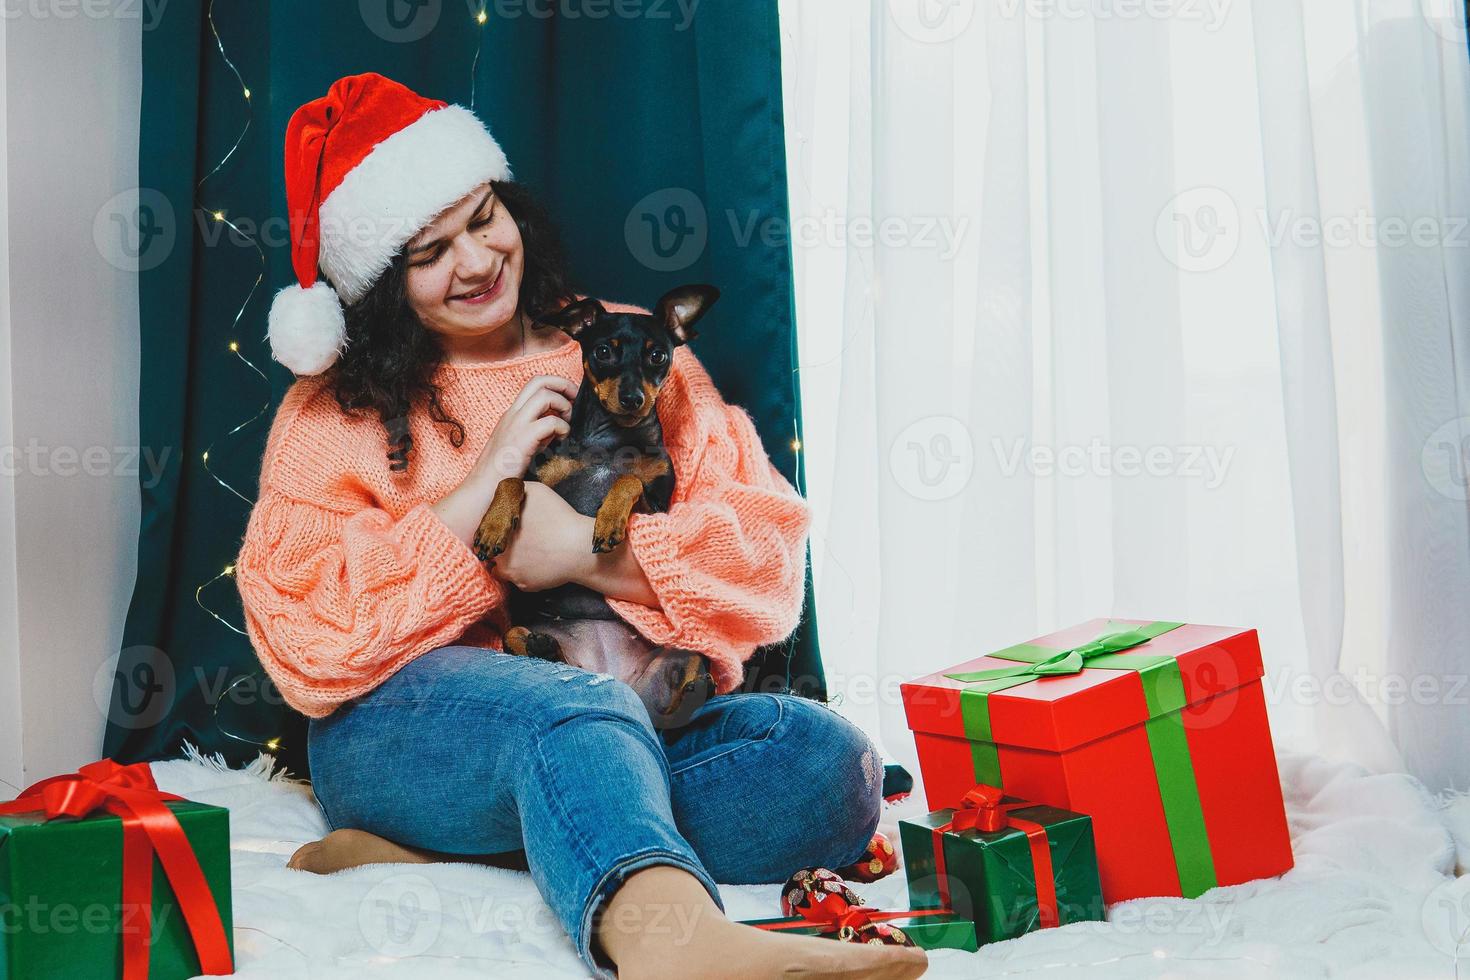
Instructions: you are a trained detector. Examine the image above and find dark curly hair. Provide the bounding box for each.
[325,180,574,472]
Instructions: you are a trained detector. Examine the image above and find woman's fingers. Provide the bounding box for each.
[535,415,571,438]
[532,415,571,448]
[508,375,579,419]
[530,389,574,421]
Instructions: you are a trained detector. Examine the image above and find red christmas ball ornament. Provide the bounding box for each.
[780,867,861,917]
[836,832,899,883]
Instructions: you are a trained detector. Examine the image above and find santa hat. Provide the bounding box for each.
[268,72,511,375]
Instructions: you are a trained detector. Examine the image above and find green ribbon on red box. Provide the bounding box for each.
[932,784,1058,927]
[0,759,234,980]
[943,620,1218,898]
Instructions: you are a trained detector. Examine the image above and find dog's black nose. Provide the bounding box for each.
[619,388,645,412]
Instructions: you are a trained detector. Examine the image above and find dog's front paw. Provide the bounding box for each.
[474,479,528,562]
[473,509,520,561]
[591,514,627,554]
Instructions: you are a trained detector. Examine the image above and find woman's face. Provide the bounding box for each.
[404,182,525,342]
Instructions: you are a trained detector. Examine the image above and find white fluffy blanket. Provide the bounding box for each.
[150,749,1469,978]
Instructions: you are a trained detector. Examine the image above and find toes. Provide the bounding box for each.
[287,841,321,871]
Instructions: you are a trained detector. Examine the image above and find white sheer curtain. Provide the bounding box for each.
[780,0,1470,793]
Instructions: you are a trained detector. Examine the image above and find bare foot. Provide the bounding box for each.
[597,866,927,980]
[693,918,928,980]
[287,828,435,874]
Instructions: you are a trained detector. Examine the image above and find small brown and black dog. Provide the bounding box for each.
[472,285,720,728]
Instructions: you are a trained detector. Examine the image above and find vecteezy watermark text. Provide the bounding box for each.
[992,437,1235,489]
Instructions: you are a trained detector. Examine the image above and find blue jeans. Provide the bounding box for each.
[306,645,883,978]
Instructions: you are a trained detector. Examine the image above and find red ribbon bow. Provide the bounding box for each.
[0,759,234,979]
[932,784,1060,928]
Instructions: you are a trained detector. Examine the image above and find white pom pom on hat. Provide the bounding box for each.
[267,282,346,377]
[268,72,512,376]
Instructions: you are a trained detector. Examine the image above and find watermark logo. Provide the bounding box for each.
[1,0,172,28]
[360,0,441,42]
[995,0,1233,32]
[890,416,975,501]
[993,437,1236,489]
[1156,186,1240,273]
[486,0,701,29]
[92,645,175,731]
[1420,0,1469,46]
[93,188,175,273]
[1422,876,1470,959]
[887,0,975,44]
[359,874,443,957]
[1421,416,1470,501]
[625,187,708,272]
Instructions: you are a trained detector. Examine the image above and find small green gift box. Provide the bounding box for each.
[0,761,234,980]
[740,908,979,951]
[900,784,1104,944]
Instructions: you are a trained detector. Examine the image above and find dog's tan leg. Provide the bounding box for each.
[473,477,526,561]
[503,626,533,656]
[592,474,646,553]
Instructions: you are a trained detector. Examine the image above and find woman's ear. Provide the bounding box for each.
[655,284,720,345]
[535,297,606,337]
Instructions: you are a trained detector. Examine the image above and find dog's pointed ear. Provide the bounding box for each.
[535,297,606,338]
[654,285,720,346]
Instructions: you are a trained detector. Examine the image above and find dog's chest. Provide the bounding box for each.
[536,449,673,518]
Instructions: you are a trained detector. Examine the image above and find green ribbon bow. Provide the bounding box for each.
[942,620,1218,898]
[944,625,1177,684]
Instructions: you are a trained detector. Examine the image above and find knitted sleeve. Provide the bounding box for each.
[233,383,506,718]
[605,347,813,696]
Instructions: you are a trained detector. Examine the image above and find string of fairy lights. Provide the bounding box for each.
[191,4,496,756]
[189,0,276,753]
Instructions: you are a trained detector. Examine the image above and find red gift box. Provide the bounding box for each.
[900,619,1293,904]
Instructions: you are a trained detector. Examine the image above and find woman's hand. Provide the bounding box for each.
[489,482,596,592]
[473,374,578,482]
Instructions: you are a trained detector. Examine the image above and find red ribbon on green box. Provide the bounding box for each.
[942,620,1218,898]
[0,759,234,980]
[931,784,1058,927]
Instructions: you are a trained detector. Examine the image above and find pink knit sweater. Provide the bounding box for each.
[234,302,812,718]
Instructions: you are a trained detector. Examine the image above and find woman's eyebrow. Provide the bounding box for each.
[407,189,496,255]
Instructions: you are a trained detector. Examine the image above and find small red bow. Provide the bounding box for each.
[0,759,233,979]
[932,784,1060,928]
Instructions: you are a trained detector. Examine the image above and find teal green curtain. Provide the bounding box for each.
[104,0,822,772]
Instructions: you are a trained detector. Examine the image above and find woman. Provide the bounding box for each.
[234,73,927,980]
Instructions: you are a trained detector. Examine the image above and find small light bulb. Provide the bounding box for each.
[212,211,224,222]
[265,737,281,752]
[228,341,238,352]
[242,87,251,99]
[477,9,487,22]
[202,450,209,463]
[791,438,803,452]
[223,564,235,575]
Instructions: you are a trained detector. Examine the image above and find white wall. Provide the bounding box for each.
[0,6,20,796]
[2,7,143,788]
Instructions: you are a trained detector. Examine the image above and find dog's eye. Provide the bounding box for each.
[594,344,613,362]
[648,349,669,367]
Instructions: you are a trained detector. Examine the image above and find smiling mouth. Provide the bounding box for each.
[449,266,503,303]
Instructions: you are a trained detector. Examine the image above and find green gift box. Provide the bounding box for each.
[0,798,234,979]
[900,790,1104,944]
[740,908,979,952]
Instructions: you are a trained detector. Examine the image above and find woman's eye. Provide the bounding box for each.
[470,203,498,231]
